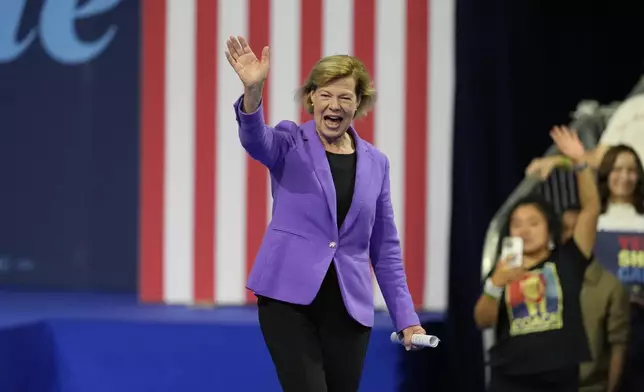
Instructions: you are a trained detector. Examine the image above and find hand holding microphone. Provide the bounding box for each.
[390,331,440,350]
[392,325,440,351]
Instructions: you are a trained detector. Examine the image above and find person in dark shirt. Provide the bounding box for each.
[474,126,601,392]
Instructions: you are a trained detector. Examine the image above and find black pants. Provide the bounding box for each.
[489,366,579,392]
[257,264,372,392]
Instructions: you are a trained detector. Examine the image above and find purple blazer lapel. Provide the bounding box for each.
[302,121,372,234]
[302,122,337,225]
[340,127,372,235]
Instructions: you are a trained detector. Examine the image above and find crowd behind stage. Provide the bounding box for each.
[477,93,644,392]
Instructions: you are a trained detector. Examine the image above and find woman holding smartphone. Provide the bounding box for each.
[474,126,601,392]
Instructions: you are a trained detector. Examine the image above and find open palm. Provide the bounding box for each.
[550,125,585,161]
[225,36,269,87]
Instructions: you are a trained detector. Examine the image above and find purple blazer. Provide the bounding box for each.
[234,96,419,332]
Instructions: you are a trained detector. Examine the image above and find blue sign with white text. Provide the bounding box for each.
[594,231,644,301]
[0,0,140,292]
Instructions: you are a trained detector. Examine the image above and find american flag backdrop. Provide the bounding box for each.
[139,0,454,312]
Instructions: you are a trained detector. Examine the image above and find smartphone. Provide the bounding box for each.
[501,236,523,268]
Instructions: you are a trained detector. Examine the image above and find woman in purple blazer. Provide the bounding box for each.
[225,36,425,392]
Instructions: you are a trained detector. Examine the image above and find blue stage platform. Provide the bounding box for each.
[0,292,443,392]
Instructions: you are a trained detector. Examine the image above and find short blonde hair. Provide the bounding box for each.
[296,55,376,119]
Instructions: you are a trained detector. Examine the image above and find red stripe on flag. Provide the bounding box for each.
[353,0,376,144]
[139,0,166,302]
[246,0,271,303]
[193,0,217,303]
[299,0,322,123]
[404,0,429,307]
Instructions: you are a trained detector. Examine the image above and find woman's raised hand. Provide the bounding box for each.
[225,36,269,88]
[550,125,585,161]
[525,156,559,180]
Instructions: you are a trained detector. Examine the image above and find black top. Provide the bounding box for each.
[326,151,357,230]
[488,239,592,375]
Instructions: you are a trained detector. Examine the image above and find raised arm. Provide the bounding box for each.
[525,96,644,179]
[525,144,609,179]
[571,161,601,257]
[550,126,601,257]
[226,36,293,168]
[369,158,420,333]
[233,94,294,169]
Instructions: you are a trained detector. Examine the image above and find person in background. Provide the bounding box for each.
[526,94,644,179]
[595,145,644,392]
[474,126,600,392]
[527,142,644,299]
[596,144,644,232]
[561,207,630,392]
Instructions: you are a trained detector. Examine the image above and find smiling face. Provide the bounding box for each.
[608,151,639,202]
[309,77,360,143]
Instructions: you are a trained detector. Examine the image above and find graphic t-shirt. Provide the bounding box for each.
[489,239,592,375]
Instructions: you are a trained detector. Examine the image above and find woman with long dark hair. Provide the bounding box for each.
[595,145,644,392]
[596,144,644,231]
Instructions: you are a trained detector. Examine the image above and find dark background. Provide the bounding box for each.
[402,0,644,390]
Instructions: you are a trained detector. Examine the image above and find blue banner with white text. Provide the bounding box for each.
[0,0,140,292]
[594,231,644,293]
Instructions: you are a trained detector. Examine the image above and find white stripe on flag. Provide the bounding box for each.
[372,0,407,310]
[215,0,248,304]
[268,0,301,221]
[323,0,354,56]
[164,0,196,303]
[269,0,300,127]
[425,0,454,311]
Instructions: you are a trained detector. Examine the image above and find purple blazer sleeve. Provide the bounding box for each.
[369,157,420,332]
[234,95,295,169]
